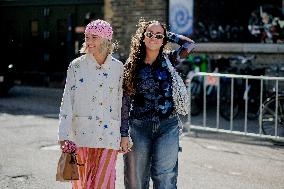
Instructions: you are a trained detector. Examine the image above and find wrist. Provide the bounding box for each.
[167,32,180,43]
[121,132,129,137]
[182,42,196,53]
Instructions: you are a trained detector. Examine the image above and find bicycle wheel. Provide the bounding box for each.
[189,79,202,116]
[220,97,239,121]
[247,98,260,120]
[219,79,239,121]
[260,96,284,136]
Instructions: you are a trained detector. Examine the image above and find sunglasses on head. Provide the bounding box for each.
[144,31,165,39]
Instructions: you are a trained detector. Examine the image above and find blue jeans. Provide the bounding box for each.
[124,116,179,189]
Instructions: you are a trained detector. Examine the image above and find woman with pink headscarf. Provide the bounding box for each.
[58,19,128,189]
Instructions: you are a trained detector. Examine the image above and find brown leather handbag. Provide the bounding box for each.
[56,152,79,181]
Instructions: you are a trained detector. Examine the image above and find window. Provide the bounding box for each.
[31,20,39,37]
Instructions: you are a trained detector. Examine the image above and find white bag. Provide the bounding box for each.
[165,57,189,116]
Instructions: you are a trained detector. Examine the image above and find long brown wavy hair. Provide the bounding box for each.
[123,19,168,96]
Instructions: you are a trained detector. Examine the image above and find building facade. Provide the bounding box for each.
[105,0,168,61]
[1,0,283,85]
[0,0,104,84]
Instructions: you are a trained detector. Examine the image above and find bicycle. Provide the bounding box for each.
[259,65,284,137]
[211,55,264,121]
[182,54,209,116]
[186,55,237,119]
[260,92,284,137]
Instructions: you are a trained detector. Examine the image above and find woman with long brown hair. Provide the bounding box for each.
[120,19,196,189]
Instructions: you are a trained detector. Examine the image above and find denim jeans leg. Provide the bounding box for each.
[124,120,152,189]
[151,117,179,189]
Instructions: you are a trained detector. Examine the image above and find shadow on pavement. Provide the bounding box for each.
[0,85,62,117]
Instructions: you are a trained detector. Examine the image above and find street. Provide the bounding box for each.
[0,86,284,189]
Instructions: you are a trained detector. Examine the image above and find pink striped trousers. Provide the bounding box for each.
[72,147,118,189]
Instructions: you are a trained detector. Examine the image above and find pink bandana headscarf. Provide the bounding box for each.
[85,19,113,40]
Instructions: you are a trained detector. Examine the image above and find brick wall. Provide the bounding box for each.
[105,0,168,61]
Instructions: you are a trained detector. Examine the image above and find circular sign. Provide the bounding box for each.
[170,4,193,35]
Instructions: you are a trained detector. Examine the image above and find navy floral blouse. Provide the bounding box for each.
[120,32,196,137]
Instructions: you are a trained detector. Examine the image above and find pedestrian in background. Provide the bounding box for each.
[121,19,196,189]
[58,19,125,189]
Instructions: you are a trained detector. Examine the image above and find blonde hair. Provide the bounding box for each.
[79,39,117,55]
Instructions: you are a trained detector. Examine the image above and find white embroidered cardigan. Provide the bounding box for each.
[58,53,124,150]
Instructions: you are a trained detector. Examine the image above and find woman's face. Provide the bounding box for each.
[143,23,165,51]
[85,33,109,55]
